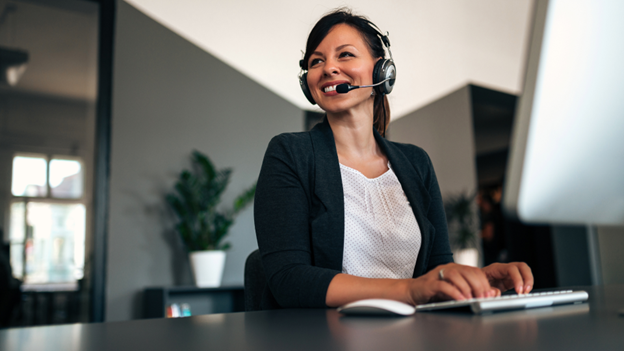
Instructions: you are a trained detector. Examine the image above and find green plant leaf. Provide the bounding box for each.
[193,150,216,182]
[233,183,256,214]
[166,150,255,252]
[444,191,477,250]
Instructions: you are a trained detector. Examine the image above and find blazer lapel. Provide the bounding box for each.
[374,130,434,277]
[309,119,344,271]
[307,122,436,275]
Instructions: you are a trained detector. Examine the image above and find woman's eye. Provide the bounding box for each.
[339,52,354,58]
[309,58,322,67]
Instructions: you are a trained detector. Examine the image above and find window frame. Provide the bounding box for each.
[12,153,86,201]
[9,153,87,290]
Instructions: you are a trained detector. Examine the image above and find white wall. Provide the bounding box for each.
[123,0,534,119]
[107,1,302,321]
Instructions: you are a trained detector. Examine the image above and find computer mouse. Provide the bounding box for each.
[337,299,416,316]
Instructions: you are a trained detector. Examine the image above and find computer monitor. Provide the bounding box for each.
[504,0,624,225]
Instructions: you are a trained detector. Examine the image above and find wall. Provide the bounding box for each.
[551,225,624,286]
[551,225,592,286]
[388,86,477,198]
[387,86,479,262]
[598,226,624,284]
[107,1,302,321]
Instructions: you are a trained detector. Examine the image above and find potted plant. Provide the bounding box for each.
[444,192,479,267]
[166,150,256,287]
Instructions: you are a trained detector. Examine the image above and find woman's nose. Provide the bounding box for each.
[323,58,340,76]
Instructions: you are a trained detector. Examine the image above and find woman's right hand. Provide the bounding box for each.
[405,263,499,305]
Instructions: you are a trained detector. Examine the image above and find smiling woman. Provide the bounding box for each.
[306,24,378,116]
[298,10,393,137]
[253,8,534,311]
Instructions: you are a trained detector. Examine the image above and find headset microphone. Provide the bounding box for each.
[299,27,396,105]
[336,78,394,94]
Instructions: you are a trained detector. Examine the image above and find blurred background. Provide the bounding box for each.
[1,0,623,327]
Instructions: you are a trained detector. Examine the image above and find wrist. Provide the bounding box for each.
[395,279,415,305]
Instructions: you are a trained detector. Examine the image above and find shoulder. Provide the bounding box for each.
[260,131,320,178]
[386,140,434,171]
[381,138,438,190]
[269,130,313,145]
[258,131,318,198]
[265,131,314,157]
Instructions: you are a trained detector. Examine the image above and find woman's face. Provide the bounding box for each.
[307,24,378,114]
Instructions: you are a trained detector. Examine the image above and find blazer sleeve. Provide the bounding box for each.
[254,134,340,308]
[422,151,454,271]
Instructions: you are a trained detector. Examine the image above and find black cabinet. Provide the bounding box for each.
[143,286,244,319]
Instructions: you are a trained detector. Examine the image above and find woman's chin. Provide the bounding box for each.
[320,100,373,116]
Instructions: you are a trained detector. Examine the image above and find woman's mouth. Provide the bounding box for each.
[321,81,349,95]
[324,85,338,93]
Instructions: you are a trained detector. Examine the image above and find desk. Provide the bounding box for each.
[2,285,624,351]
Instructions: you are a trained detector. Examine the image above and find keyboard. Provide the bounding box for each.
[415,290,589,314]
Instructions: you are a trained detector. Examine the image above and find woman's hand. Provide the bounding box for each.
[405,263,498,305]
[481,262,533,295]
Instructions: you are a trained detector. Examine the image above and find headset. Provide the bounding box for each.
[298,26,396,105]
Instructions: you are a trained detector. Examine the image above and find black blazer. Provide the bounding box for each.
[254,119,453,309]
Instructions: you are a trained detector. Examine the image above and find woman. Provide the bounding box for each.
[254,9,532,309]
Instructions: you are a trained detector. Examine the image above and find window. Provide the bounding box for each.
[9,154,85,288]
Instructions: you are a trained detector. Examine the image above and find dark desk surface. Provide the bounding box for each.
[2,285,624,351]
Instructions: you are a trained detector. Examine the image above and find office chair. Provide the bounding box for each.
[244,249,266,311]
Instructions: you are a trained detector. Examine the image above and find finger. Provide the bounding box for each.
[484,262,534,294]
[433,280,467,302]
[442,269,474,299]
[489,279,509,292]
[489,287,501,297]
[481,265,513,293]
[515,262,534,294]
[459,267,491,298]
[504,265,526,294]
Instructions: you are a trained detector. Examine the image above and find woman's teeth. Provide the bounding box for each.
[324,85,337,93]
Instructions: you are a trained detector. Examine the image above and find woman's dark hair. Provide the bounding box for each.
[303,8,391,136]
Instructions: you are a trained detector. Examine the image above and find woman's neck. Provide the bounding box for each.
[326,102,384,167]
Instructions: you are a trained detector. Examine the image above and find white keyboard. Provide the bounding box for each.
[416,290,589,314]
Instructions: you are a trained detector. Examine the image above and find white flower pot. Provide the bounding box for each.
[454,248,479,267]
[189,250,226,287]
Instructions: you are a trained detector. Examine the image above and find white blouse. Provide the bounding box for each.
[340,162,422,279]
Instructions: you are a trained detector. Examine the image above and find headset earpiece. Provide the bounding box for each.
[298,28,396,104]
[372,32,396,96]
[299,71,316,105]
[372,58,396,95]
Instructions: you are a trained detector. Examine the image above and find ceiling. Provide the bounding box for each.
[0,0,98,101]
[125,0,535,119]
[0,0,535,117]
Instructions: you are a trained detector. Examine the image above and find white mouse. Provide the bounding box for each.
[337,299,416,316]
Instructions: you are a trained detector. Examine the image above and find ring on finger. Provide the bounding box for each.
[438,269,445,281]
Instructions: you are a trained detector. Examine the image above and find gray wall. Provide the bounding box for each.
[388,86,477,198]
[552,225,624,286]
[107,1,302,321]
[551,225,592,286]
[597,226,624,284]
[387,86,479,255]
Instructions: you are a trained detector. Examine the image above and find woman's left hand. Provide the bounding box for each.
[481,262,533,295]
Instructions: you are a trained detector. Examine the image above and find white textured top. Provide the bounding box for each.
[340,162,422,279]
